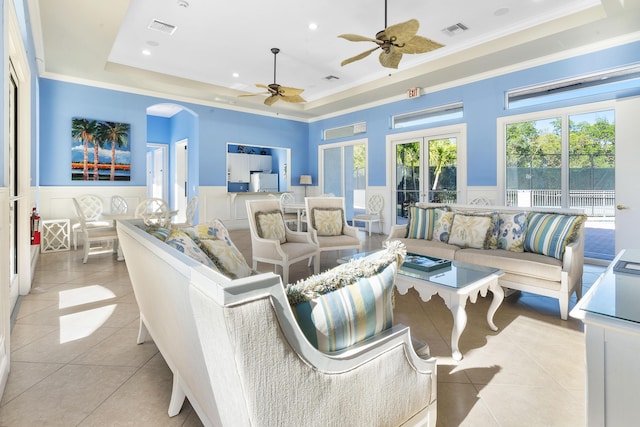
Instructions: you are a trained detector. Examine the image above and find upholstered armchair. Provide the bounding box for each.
[246,199,320,284]
[305,196,362,259]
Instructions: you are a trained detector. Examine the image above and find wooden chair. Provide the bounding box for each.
[246,199,319,284]
[73,198,119,263]
[71,194,111,250]
[305,196,362,261]
[110,195,129,214]
[353,193,383,236]
[173,196,198,228]
[135,198,171,227]
[279,193,299,230]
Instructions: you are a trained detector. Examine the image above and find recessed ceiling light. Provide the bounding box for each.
[177,0,189,8]
[494,7,509,16]
[142,49,151,56]
[147,40,159,47]
[232,72,239,78]
[308,22,318,30]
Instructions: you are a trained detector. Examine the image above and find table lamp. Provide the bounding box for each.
[300,175,312,197]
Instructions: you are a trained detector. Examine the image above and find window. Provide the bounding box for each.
[323,122,366,140]
[392,102,463,129]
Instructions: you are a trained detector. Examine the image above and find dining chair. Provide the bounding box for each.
[135,198,171,227]
[173,196,198,228]
[305,196,362,261]
[110,195,129,214]
[352,193,384,236]
[73,198,119,263]
[279,193,299,230]
[71,194,111,250]
[246,199,319,284]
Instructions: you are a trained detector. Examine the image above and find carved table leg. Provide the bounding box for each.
[487,282,504,331]
[450,296,468,361]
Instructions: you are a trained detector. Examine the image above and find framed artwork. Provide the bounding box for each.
[71,117,131,181]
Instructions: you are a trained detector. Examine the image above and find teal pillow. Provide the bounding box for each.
[406,206,435,239]
[523,213,586,260]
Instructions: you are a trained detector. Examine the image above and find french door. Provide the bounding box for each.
[392,125,466,224]
[9,63,19,312]
[320,139,366,220]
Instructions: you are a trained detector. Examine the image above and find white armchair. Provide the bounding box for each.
[305,196,362,259]
[246,199,319,284]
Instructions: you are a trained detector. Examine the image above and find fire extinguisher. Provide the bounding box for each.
[31,207,41,245]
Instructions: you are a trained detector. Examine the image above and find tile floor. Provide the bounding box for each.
[0,228,604,426]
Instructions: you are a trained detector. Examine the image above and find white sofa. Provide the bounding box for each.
[117,219,437,426]
[386,203,586,320]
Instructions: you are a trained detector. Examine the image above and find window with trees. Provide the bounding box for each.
[505,109,615,215]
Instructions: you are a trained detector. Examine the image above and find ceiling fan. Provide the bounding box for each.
[338,0,444,69]
[239,48,306,106]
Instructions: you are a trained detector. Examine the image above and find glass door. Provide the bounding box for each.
[393,134,459,224]
[9,63,19,312]
[320,140,366,221]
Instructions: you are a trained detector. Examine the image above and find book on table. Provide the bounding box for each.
[403,253,451,272]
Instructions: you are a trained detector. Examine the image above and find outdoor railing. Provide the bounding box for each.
[506,189,615,216]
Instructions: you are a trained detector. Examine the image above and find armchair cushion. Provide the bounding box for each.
[286,241,406,352]
[311,207,344,236]
[255,210,287,244]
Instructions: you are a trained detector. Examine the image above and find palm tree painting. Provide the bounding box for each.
[71,117,131,181]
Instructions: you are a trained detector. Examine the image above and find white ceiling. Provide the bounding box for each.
[30,0,640,120]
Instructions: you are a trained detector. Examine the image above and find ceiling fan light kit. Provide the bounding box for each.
[238,47,306,106]
[338,0,444,69]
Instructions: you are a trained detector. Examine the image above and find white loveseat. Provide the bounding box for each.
[117,219,437,426]
[386,203,586,320]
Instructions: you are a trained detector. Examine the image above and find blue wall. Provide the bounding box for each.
[308,40,640,188]
[38,79,309,188]
[37,41,640,191]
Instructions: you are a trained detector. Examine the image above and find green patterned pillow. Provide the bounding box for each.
[497,212,528,252]
[432,209,454,243]
[164,229,218,271]
[255,210,287,243]
[406,206,434,239]
[286,241,405,352]
[143,225,172,242]
[311,207,344,236]
[448,213,493,249]
[523,213,586,260]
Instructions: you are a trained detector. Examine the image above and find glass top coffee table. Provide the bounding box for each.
[396,258,504,361]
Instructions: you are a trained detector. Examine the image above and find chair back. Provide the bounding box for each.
[110,195,128,214]
[75,195,104,221]
[135,198,171,227]
[185,196,198,225]
[280,192,295,205]
[72,198,89,230]
[367,194,384,215]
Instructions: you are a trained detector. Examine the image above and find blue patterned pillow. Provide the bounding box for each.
[523,213,586,260]
[406,206,434,239]
[291,261,396,352]
[497,212,528,252]
[165,229,218,270]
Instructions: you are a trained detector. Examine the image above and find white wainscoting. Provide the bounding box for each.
[0,189,10,399]
[37,186,147,221]
[465,186,499,205]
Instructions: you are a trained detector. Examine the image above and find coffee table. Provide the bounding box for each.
[396,259,504,361]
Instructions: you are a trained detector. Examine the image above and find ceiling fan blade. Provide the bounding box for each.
[279,86,304,96]
[264,95,280,106]
[338,33,379,43]
[379,48,403,69]
[340,46,380,66]
[238,91,270,97]
[398,35,444,54]
[256,83,269,89]
[280,94,306,103]
[384,19,419,41]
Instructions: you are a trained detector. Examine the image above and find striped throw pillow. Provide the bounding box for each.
[407,206,435,239]
[523,213,586,260]
[291,262,396,352]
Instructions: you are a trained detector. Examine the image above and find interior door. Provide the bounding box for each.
[8,64,19,312]
[175,139,188,222]
[614,97,640,254]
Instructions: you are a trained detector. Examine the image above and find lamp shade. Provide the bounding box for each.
[299,175,312,185]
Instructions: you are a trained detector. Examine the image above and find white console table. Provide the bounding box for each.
[570,249,640,426]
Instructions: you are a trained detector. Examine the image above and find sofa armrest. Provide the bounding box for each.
[562,232,585,293]
[387,224,408,240]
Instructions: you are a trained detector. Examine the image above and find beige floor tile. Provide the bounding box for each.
[0,364,137,427]
[71,327,158,367]
[436,382,498,427]
[0,361,64,405]
[8,323,57,352]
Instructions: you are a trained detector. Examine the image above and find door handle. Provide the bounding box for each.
[616,204,630,210]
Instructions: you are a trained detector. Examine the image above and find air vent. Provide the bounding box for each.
[323,122,366,140]
[148,19,177,35]
[324,75,340,81]
[442,23,469,36]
